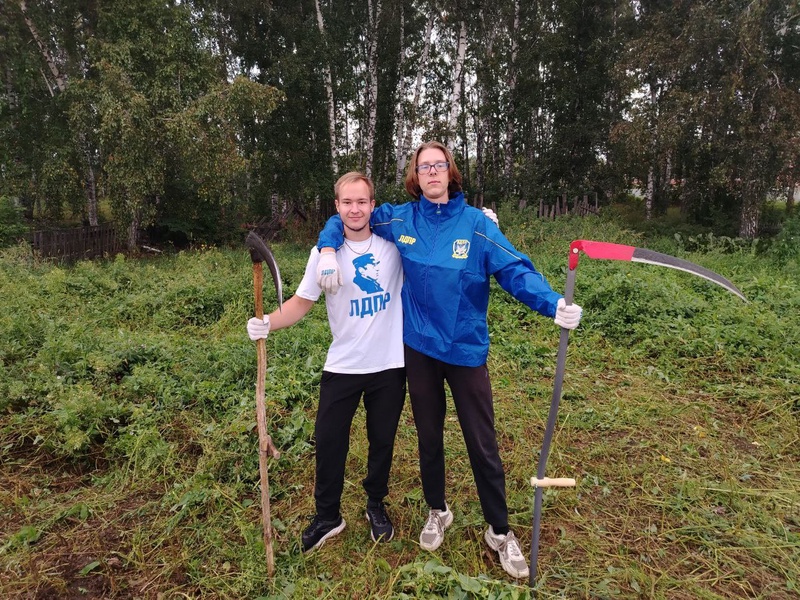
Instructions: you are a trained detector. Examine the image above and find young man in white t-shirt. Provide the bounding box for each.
[247,172,405,552]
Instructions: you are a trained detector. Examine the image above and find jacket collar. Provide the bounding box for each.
[419,192,465,218]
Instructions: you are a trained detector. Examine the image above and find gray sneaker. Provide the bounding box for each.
[484,526,529,579]
[419,504,453,551]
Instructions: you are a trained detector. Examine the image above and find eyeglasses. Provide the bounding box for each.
[416,161,449,175]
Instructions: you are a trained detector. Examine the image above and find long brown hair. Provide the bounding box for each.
[404,141,463,200]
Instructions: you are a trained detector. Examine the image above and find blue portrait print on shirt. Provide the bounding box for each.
[352,253,383,294]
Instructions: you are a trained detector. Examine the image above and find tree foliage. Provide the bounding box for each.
[1,0,798,243]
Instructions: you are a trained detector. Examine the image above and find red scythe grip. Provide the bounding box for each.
[569,240,635,270]
[568,240,583,271]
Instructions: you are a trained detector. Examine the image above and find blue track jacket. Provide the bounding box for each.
[318,192,562,367]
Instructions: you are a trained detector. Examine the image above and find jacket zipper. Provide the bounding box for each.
[421,203,442,349]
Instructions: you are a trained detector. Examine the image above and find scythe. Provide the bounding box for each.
[245,231,283,575]
[529,240,746,589]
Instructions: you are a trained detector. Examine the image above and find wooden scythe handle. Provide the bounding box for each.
[253,262,280,576]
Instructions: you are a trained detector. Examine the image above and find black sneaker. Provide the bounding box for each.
[301,514,346,552]
[365,501,394,542]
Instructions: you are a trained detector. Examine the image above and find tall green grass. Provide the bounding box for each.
[1,214,798,599]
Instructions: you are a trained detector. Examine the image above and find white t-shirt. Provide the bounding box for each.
[296,235,404,374]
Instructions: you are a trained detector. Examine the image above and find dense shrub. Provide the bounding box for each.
[0,196,28,248]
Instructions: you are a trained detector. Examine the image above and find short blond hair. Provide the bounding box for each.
[335,171,375,200]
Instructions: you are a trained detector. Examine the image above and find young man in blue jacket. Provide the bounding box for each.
[314,142,582,579]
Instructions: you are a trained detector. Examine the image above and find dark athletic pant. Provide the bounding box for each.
[405,345,508,531]
[315,367,406,521]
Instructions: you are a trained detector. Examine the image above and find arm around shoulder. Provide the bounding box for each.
[317,214,345,251]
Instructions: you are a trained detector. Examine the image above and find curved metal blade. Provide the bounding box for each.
[571,240,747,301]
[246,231,284,309]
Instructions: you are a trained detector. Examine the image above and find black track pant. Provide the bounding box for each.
[314,368,406,520]
[404,345,508,531]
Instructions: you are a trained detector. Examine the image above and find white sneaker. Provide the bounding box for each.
[419,504,453,551]
[484,526,529,579]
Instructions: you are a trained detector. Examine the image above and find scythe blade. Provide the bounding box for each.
[246,231,284,309]
[570,240,747,301]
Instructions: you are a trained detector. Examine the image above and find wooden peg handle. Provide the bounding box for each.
[531,477,576,488]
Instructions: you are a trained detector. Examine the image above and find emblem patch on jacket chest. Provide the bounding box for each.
[452,239,470,259]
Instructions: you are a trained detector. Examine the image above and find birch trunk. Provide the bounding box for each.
[445,20,468,147]
[645,85,657,220]
[5,60,17,112]
[364,0,382,178]
[21,0,103,226]
[475,110,485,209]
[396,17,434,183]
[679,174,691,215]
[738,180,764,238]
[738,99,777,238]
[19,1,67,93]
[76,133,99,226]
[503,0,520,182]
[315,0,338,175]
[393,8,406,182]
[645,164,655,221]
[476,9,497,209]
[661,149,672,213]
[85,159,98,226]
[127,208,141,251]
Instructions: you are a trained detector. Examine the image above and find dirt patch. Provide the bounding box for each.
[0,444,186,599]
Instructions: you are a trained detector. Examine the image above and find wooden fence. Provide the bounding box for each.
[524,193,600,219]
[31,223,122,262]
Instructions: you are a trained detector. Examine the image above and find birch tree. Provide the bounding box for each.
[18,0,67,94]
[393,6,407,181]
[315,0,339,175]
[16,0,101,224]
[503,0,520,184]
[395,12,434,183]
[364,0,382,178]
[473,6,500,208]
[444,18,467,146]
[644,84,658,221]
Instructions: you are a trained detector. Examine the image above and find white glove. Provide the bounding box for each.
[481,207,499,226]
[316,251,343,295]
[247,316,270,340]
[554,298,582,330]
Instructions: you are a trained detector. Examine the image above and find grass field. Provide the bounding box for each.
[1,212,798,599]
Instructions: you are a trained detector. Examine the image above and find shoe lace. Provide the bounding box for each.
[423,510,443,534]
[499,532,524,562]
[307,514,338,532]
[368,503,388,526]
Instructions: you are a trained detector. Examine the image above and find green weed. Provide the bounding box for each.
[1,220,798,599]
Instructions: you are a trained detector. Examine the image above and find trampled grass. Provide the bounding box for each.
[1,213,798,599]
